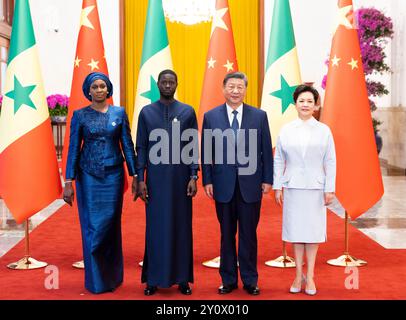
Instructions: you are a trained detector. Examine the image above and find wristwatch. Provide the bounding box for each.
[190,175,198,181]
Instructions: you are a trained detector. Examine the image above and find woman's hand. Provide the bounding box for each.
[187,179,197,197]
[324,192,335,206]
[63,182,75,206]
[138,181,148,204]
[274,189,283,206]
[132,176,138,201]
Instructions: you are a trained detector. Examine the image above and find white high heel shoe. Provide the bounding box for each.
[305,288,317,295]
[289,275,306,294]
[304,276,317,296]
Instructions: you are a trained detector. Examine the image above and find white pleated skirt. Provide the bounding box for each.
[282,188,327,243]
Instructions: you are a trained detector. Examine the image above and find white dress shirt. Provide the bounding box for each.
[226,103,243,128]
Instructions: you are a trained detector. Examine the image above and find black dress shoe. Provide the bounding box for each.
[144,285,157,296]
[243,285,260,295]
[218,283,238,294]
[178,284,192,295]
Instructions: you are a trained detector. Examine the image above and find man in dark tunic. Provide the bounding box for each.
[135,69,199,296]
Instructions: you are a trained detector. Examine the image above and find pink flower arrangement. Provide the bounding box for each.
[47,94,69,116]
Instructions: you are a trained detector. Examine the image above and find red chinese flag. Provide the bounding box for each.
[62,0,113,177]
[320,0,384,219]
[197,0,238,130]
[61,0,129,192]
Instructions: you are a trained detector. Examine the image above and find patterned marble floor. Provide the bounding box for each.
[319,175,406,249]
[349,176,406,249]
[0,175,405,258]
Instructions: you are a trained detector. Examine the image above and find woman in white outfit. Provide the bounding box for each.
[273,85,336,295]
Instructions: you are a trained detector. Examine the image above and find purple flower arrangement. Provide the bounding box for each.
[356,8,393,44]
[322,7,393,132]
[47,94,69,117]
[356,7,393,76]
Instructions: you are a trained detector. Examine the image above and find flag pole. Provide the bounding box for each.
[7,219,47,270]
[265,241,297,268]
[327,211,367,267]
[202,240,300,269]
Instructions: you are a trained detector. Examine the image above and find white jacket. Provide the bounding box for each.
[273,117,336,192]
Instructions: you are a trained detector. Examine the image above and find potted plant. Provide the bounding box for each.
[322,7,393,154]
[47,94,69,122]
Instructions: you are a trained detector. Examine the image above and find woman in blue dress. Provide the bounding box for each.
[63,72,137,294]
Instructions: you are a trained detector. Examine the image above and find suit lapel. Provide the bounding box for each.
[220,104,230,130]
[238,104,250,147]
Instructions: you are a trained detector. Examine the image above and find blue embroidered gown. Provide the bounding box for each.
[136,100,199,287]
[65,105,136,293]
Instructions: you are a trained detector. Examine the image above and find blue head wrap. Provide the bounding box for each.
[82,72,113,101]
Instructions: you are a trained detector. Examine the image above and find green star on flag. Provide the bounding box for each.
[5,76,37,114]
[270,75,297,114]
[140,76,160,102]
[260,0,302,142]
[0,0,61,224]
[131,0,174,143]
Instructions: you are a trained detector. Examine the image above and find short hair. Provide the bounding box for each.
[158,69,178,82]
[293,84,319,103]
[223,72,248,87]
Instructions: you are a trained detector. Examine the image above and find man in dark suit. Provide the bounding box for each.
[201,72,273,296]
